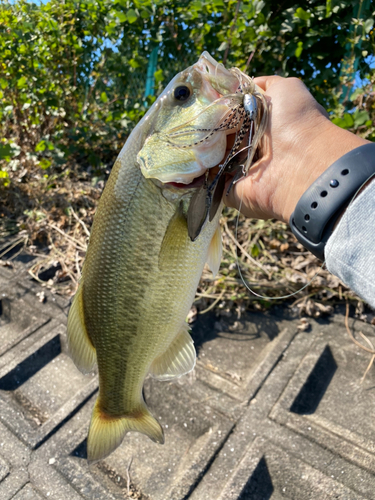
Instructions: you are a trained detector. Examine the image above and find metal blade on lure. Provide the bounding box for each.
[188,91,260,241]
[188,120,251,239]
[187,183,211,241]
[209,171,226,222]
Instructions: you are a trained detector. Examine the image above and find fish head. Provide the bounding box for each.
[136,52,248,187]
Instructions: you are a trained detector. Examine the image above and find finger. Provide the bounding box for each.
[224,176,245,212]
[253,75,284,91]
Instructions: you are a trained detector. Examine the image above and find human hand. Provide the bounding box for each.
[225,76,369,223]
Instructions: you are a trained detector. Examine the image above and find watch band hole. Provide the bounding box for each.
[341,169,349,176]
[311,202,318,209]
[320,190,328,197]
[302,226,307,233]
[304,214,310,221]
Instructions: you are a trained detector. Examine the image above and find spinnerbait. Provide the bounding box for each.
[187,87,266,241]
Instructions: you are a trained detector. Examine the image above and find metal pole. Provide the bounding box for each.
[144,46,159,99]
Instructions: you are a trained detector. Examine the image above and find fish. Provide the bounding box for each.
[67,52,267,464]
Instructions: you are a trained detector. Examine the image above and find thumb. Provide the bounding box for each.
[254,75,284,92]
[224,176,248,214]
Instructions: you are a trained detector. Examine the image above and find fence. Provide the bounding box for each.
[124,46,199,105]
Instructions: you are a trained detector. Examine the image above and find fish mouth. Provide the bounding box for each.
[166,173,207,190]
[164,131,241,191]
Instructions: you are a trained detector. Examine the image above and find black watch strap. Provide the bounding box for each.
[290,143,375,261]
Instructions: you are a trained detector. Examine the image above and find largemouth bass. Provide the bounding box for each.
[67,52,266,463]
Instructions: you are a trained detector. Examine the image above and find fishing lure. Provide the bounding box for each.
[187,78,268,241]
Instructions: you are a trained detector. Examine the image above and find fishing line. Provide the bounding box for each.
[234,172,375,301]
[163,106,243,150]
[166,93,243,135]
[234,183,326,300]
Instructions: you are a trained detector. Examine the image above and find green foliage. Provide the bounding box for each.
[0,0,374,181]
[0,0,148,176]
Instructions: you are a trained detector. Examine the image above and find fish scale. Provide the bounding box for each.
[66,51,267,463]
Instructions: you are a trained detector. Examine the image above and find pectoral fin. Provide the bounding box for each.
[149,323,196,381]
[159,205,189,271]
[206,225,222,278]
[67,283,97,374]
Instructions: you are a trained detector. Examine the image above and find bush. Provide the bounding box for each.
[0,0,373,183]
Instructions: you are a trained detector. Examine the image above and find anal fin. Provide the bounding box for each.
[67,283,96,374]
[149,323,196,381]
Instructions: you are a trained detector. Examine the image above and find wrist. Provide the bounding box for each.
[289,142,375,261]
[279,123,369,223]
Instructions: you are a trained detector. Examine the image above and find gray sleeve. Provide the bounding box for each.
[325,180,375,309]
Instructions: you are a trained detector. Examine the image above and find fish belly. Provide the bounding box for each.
[68,158,220,462]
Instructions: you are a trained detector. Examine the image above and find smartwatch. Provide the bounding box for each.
[289,143,375,261]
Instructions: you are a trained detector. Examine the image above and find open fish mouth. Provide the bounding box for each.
[184,91,268,241]
[137,51,268,235]
[159,59,267,189]
[137,52,255,187]
[160,102,250,190]
[165,173,207,190]
[164,132,241,191]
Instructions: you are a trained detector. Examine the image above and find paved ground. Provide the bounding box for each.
[1,248,375,499]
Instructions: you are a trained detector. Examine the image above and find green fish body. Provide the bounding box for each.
[67,52,258,463]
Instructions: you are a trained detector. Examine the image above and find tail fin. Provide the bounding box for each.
[87,398,164,463]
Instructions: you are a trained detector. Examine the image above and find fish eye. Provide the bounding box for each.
[173,84,192,102]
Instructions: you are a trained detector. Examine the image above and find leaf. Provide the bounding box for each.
[295,41,303,59]
[153,69,164,84]
[128,58,140,69]
[251,244,260,258]
[218,41,228,51]
[294,7,311,21]
[114,10,127,22]
[17,76,27,89]
[350,87,363,102]
[341,113,354,128]
[332,113,354,129]
[127,9,138,23]
[39,159,51,169]
[325,0,332,17]
[0,144,11,159]
[100,91,108,103]
[35,140,46,152]
[353,109,369,128]
[364,18,373,34]
[0,170,10,186]
[140,9,151,19]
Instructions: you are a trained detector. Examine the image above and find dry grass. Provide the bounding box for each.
[0,167,366,322]
[0,172,99,296]
[195,209,361,316]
